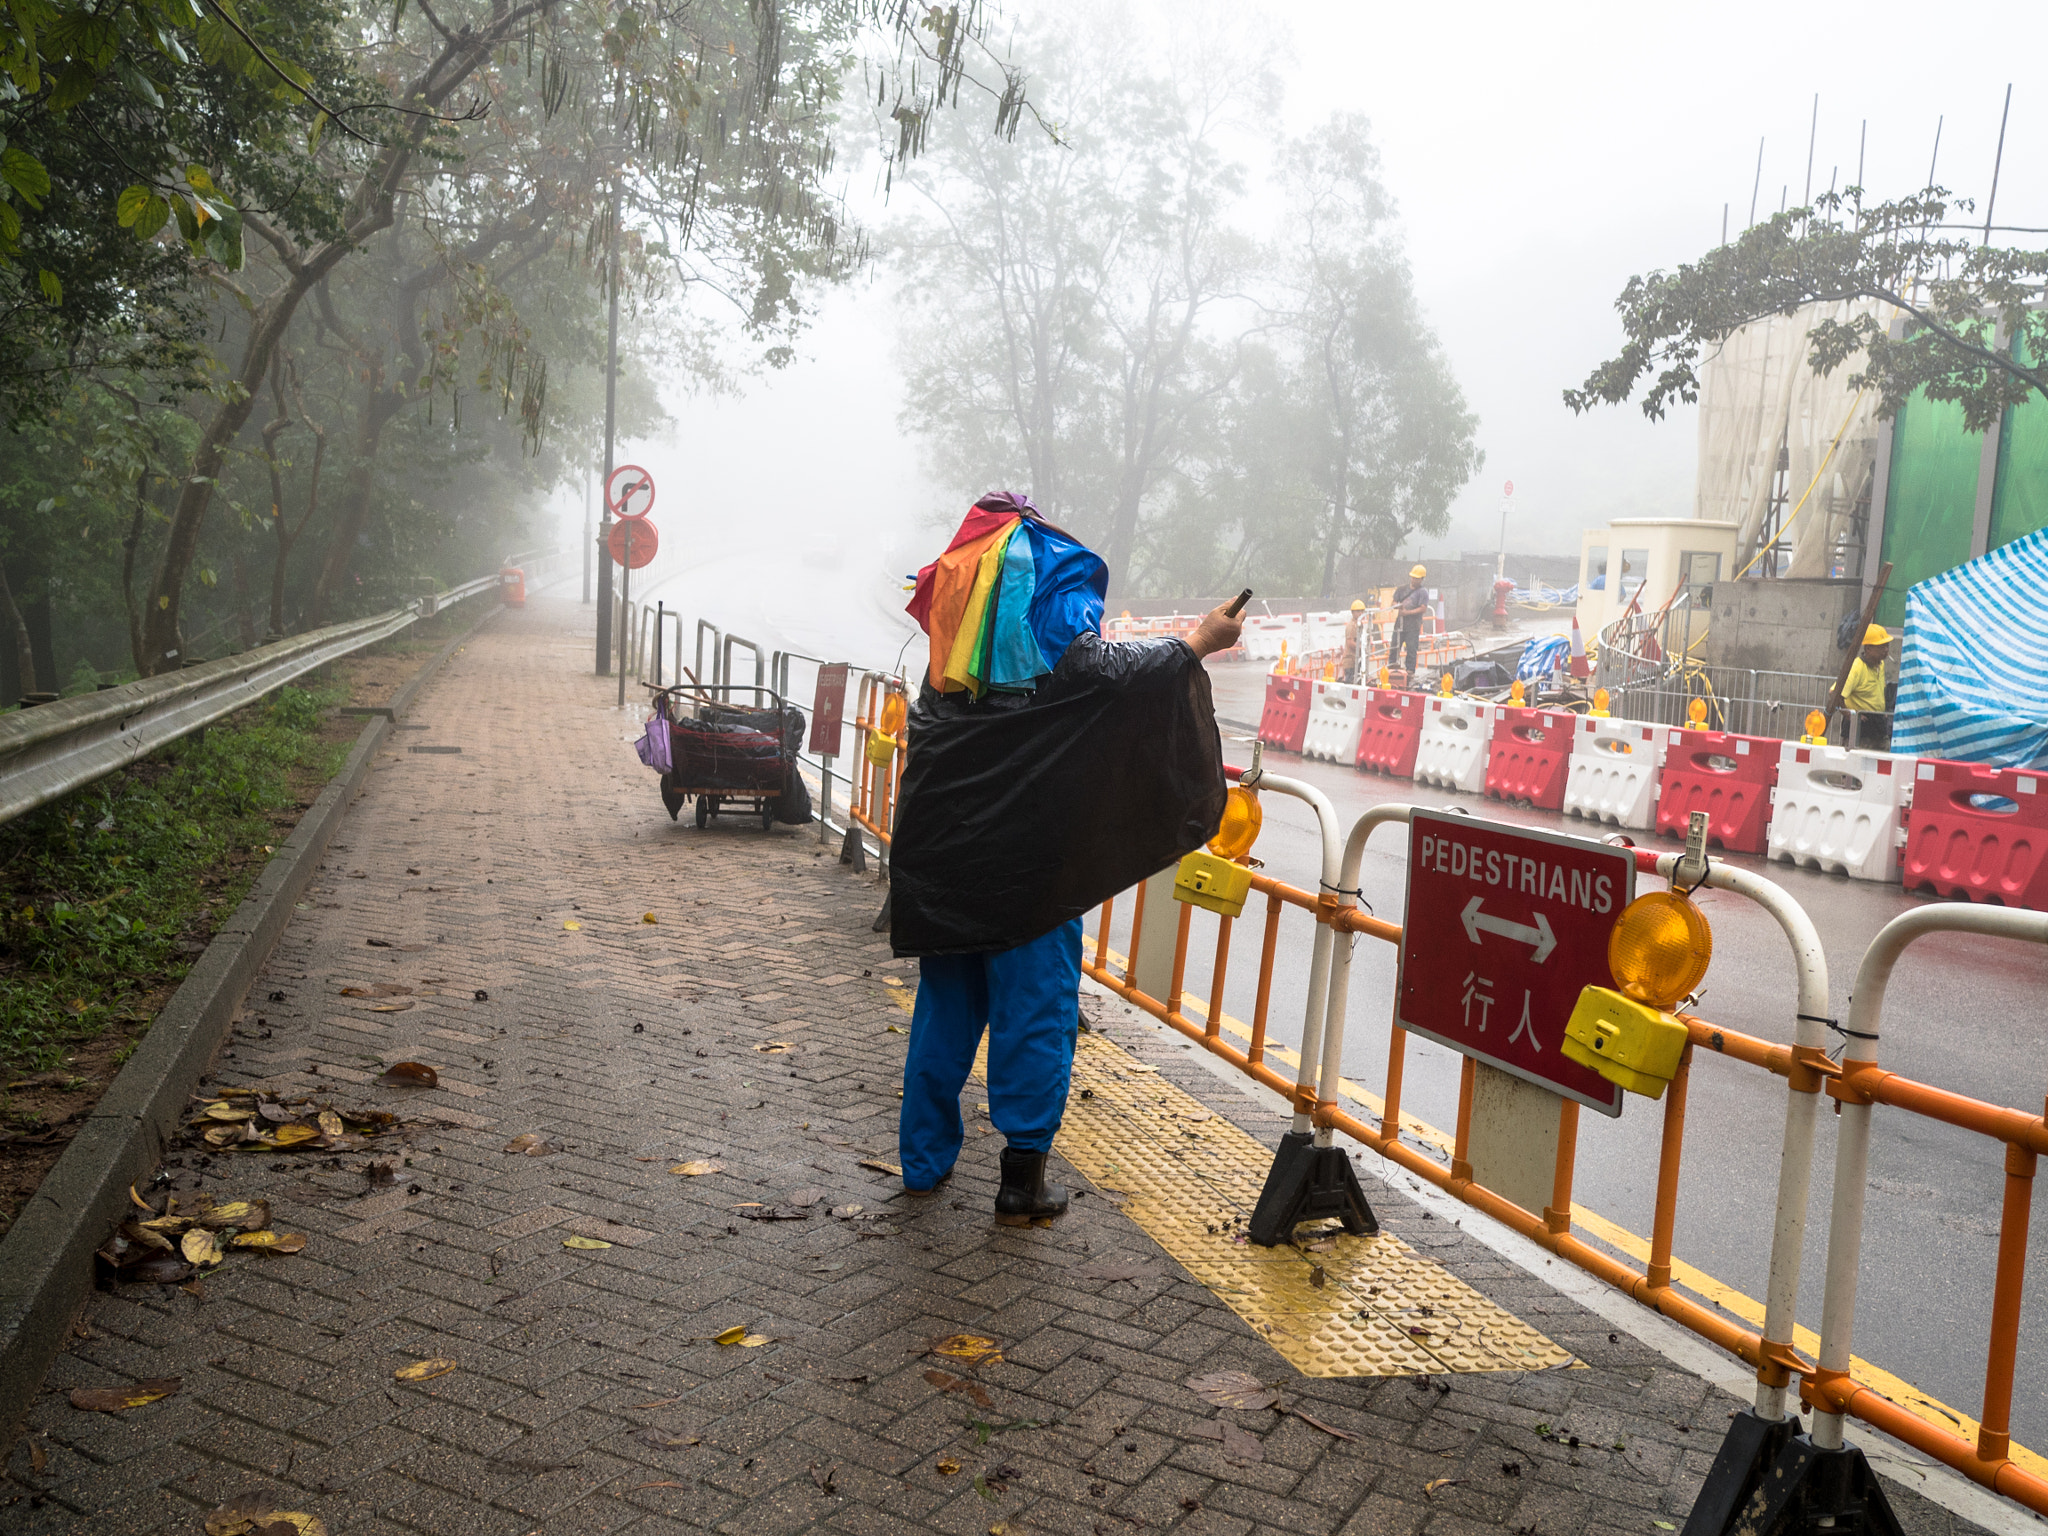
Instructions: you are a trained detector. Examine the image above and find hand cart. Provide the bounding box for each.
[644,682,802,831]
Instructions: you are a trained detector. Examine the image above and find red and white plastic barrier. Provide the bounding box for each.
[1902,760,2048,909]
[1654,728,1781,855]
[1484,706,1575,811]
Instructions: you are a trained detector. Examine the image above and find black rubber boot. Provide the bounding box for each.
[994,1147,1069,1226]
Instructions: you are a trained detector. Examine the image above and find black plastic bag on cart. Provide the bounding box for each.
[672,702,802,795]
[777,757,813,824]
[889,633,1228,957]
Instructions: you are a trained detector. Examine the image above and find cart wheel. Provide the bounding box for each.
[760,799,776,832]
[695,796,711,829]
[660,773,685,822]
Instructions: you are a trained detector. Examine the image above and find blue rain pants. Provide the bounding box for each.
[898,918,1084,1191]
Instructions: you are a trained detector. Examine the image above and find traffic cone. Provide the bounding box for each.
[1569,616,1591,680]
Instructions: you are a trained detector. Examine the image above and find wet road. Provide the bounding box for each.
[1198,661,2048,1451]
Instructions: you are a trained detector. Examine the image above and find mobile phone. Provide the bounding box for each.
[1225,588,1252,618]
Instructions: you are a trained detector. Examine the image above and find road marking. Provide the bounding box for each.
[1087,946,2048,1481]
[974,1032,1576,1379]
[1460,895,1556,961]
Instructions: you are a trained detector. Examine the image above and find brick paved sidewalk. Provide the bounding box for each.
[1,595,1985,1536]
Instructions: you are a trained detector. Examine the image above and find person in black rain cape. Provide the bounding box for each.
[889,492,1242,1223]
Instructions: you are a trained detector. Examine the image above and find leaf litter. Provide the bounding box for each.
[1185,1371,1279,1411]
[69,1377,180,1413]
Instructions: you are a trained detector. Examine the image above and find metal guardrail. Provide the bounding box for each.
[0,549,570,827]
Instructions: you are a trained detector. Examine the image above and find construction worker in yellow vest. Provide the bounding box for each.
[1842,624,1893,749]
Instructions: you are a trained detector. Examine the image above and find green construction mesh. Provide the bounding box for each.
[1989,332,2048,551]
[1878,388,1984,628]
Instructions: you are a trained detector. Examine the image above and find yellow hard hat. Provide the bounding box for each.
[1410,564,1427,579]
[1350,599,1365,611]
[1863,624,1891,646]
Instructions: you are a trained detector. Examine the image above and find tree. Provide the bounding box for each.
[892,17,1269,595]
[1566,189,2048,432]
[1282,114,1480,597]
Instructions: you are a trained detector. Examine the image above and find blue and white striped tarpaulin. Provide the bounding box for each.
[1893,524,2048,767]
[1515,635,1571,682]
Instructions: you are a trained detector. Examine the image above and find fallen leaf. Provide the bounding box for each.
[1308,1264,1327,1290]
[755,1042,794,1054]
[339,987,369,997]
[884,1024,907,1034]
[931,1333,1003,1366]
[394,1358,457,1381]
[1423,1478,1462,1499]
[713,1325,748,1345]
[29,1440,46,1473]
[69,1377,180,1412]
[181,1229,222,1267]
[563,1235,613,1250]
[203,1103,255,1123]
[1294,1410,1359,1441]
[738,1335,772,1348]
[632,1426,702,1448]
[829,1203,864,1218]
[1220,1420,1263,1463]
[128,1184,153,1212]
[316,1110,344,1138]
[232,1231,307,1254]
[197,1199,268,1229]
[789,1188,824,1207]
[364,1162,399,1185]
[1653,1525,1676,1532]
[504,1133,555,1156]
[858,1159,903,1176]
[563,920,582,930]
[1124,1063,1158,1074]
[272,1124,319,1146]
[923,1369,996,1408]
[128,1256,192,1284]
[367,1001,415,1013]
[670,1159,723,1176]
[642,913,659,924]
[204,1491,283,1536]
[736,1205,810,1222]
[376,1061,438,1088]
[937,1458,961,1475]
[810,1462,838,1493]
[1074,1259,1155,1283]
[1186,1371,1279,1411]
[1183,1109,1213,1122]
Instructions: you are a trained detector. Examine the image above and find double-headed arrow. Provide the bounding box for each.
[1460,896,1556,962]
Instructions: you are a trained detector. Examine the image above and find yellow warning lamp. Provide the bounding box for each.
[1321,662,1335,681]
[1177,784,1262,918]
[1509,679,1526,706]
[1684,698,1709,731]
[866,691,907,765]
[1590,688,1611,718]
[1378,665,1391,689]
[1800,709,1828,746]
[1439,672,1454,697]
[1561,892,1712,1100]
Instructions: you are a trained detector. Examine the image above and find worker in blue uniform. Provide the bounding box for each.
[891,494,1240,1224]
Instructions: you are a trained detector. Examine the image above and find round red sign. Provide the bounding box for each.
[605,464,656,520]
[1503,479,1515,497]
[607,516,658,569]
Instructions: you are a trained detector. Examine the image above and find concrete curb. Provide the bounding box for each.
[0,597,505,1433]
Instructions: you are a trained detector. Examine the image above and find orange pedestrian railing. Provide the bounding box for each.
[848,670,908,859]
[1080,774,2048,1518]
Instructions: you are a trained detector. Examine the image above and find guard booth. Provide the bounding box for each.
[1576,518,1737,647]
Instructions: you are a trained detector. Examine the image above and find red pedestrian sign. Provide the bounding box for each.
[809,662,849,756]
[1395,810,1635,1115]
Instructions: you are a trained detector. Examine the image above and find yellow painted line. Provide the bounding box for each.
[1085,945,2047,1475]
[974,1032,1575,1378]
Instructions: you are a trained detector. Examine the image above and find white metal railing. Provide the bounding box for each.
[0,549,569,826]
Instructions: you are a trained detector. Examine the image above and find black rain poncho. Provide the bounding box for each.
[889,633,1228,957]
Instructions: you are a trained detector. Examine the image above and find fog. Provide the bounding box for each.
[562,0,2046,665]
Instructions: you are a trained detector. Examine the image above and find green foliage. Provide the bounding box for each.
[0,683,343,1071]
[1567,190,2048,435]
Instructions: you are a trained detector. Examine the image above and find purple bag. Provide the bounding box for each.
[635,700,673,773]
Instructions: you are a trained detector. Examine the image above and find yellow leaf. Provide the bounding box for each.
[203,1201,262,1225]
[713,1325,747,1345]
[232,1231,306,1253]
[738,1335,771,1347]
[317,1109,343,1137]
[642,912,658,924]
[937,1458,960,1475]
[394,1358,456,1381]
[272,1124,319,1146]
[563,1235,612,1250]
[181,1229,221,1266]
[203,1103,253,1122]
[670,1160,723,1176]
[931,1334,1003,1366]
[129,1184,152,1212]
[563,920,582,930]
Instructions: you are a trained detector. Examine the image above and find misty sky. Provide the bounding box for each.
[574,0,2044,652]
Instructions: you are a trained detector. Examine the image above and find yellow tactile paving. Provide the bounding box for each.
[975,1029,1578,1379]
